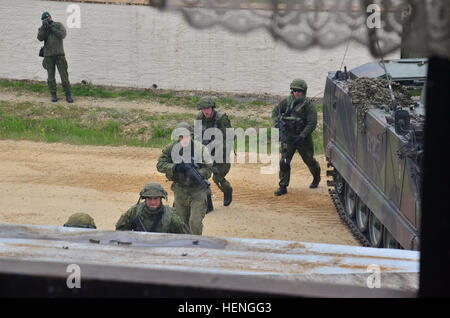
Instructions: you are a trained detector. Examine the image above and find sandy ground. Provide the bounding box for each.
[0,140,358,245]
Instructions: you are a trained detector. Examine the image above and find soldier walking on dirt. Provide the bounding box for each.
[272,79,321,196]
[37,12,73,103]
[157,122,213,235]
[196,96,233,211]
[115,182,190,234]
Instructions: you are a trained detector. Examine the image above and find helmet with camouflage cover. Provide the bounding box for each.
[140,182,168,200]
[290,79,308,94]
[64,213,96,229]
[197,96,216,110]
[174,121,193,137]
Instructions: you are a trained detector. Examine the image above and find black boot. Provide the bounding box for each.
[206,194,214,214]
[51,93,57,102]
[274,186,287,196]
[65,93,73,103]
[309,176,321,189]
[223,188,232,206]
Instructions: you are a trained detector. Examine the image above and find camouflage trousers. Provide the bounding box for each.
[212,162,232,193]
[279,135,321,187]
[173,186,207,235]
[43,55,71,95]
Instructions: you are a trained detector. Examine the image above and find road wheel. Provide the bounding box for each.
[355,199,369,233]
[334,172,345,195]
[344,183,356,219]
[383,228,400,249]
[368,212,384,247]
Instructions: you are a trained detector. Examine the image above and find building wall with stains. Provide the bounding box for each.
[0,0,396,96]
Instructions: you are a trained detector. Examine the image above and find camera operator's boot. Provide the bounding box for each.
[206,193,214,214]
[65,93,73,103]
[51,93,57,102]
[274,186,287,196]
[223,188,232,207]
[309,176,321,189]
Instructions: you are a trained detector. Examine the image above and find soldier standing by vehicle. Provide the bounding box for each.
[115,182,190,234]
[272,79,321,196]
[157,122,213,235]
[196,96,233,210]
[37,12,73,103]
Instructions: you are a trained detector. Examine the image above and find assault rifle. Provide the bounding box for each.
[275,105,288,154]
[132,214,148,232]
[185,162,212,191]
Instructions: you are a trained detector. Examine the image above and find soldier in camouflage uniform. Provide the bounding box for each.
[272,79,321,196]
[64,213,97,229]
[115,182,190,234]
[196,96,233,209]
[37,12,73,103]
[157,122,213,235]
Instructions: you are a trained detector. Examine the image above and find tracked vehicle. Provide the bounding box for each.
[323,59,427,250]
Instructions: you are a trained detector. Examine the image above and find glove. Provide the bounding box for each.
[43,19,53,30]
[173,162,188,174]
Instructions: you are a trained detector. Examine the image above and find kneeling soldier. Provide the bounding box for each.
[64,213,97,229]
[115,182,190,234]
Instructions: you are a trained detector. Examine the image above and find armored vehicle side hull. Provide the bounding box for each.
[323,60,425,250]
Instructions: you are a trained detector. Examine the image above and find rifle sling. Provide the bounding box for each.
[133,207,165,232]
[150,208,164,232]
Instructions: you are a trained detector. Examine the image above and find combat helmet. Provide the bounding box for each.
[63,213,97,229]
[139,182,168,200]
[197,96,216,110]
[41,12,51,20]
[173,121,193,137]
[290,79,308,94]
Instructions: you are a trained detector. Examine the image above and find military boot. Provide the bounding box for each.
[206,193,214,214]
[274,186,287,196]
[309,176,321,189]
[223,188,232,207]
[65,93,74,103]
[51,93,57,102]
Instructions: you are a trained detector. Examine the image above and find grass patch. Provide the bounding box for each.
[0,95,324,154]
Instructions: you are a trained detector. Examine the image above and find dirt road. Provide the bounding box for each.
[0,140,358,245]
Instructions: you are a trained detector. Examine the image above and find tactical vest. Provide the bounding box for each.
[132,203,174,232]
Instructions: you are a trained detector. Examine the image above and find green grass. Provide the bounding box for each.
[0,79,278,111]
[0,83,324,154]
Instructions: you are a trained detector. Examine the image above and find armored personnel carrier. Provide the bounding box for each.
[323,59,427,250]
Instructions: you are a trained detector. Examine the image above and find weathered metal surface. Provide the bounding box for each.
[0,224,419,293]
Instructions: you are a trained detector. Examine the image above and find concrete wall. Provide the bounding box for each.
[0,0,397,96]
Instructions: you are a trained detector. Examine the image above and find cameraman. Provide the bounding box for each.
[37,12,73,103]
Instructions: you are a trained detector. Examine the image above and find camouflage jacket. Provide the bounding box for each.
[272,95,317,138]
[156,140,213,193]
[196,110,232,162]
[37,22,66,57]
[115,202,190,234]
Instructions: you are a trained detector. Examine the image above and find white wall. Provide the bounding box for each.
[0,0,397,96]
